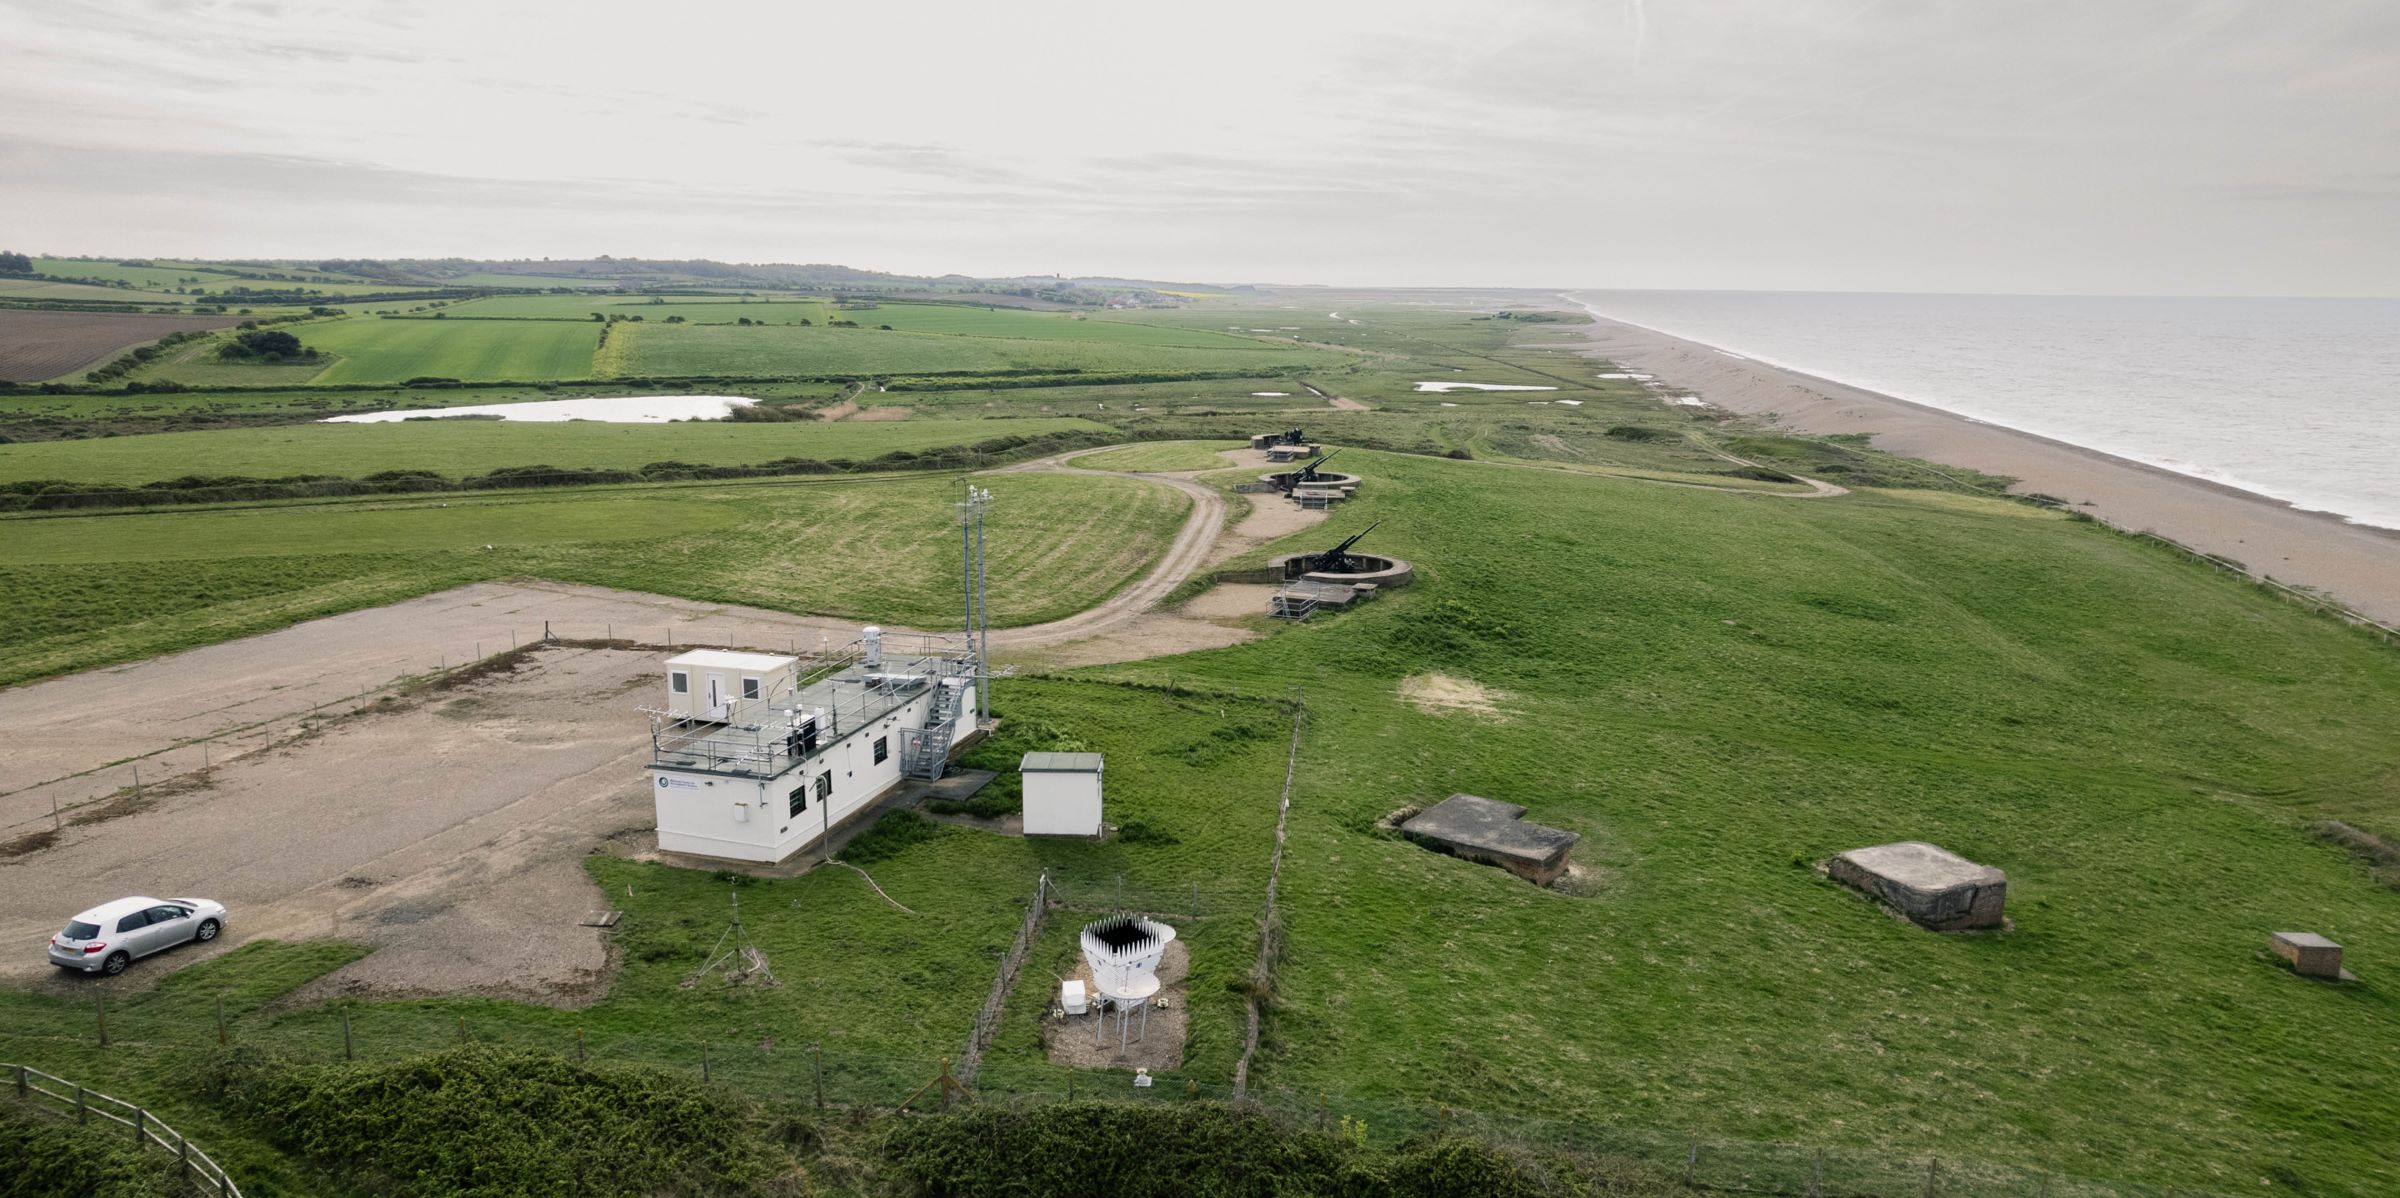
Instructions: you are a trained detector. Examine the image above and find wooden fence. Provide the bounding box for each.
[7,1062,242,1196]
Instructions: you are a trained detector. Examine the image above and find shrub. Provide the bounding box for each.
[196,1045,790,1197]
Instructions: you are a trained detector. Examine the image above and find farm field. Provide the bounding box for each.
[436,294,1287,349]
[0,308,243,381]
[297,316,603,383]
[0,415,1107,486]
[605,318,1342,379]
[0,468,1190,685]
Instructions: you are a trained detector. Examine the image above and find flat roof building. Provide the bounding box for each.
[647,629,981,863]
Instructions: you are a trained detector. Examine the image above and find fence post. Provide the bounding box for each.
[216,993,227,1045]
[1924,1157,1939,1198]
[133,1106,145,1145]
[1191,882,1200,917]
[810,1043,824,1109]
[1316,1092,1327,1128]
[701,1042,711,1083]
[2037,1173,2050,1198]
[1809,1150,1823,1197]
[456,1015,467,1044]
[1684,1138,1698,1186]
[180,1133,191,1180]
[75,1085,87,1123]
[14,1064,25,1098]
[577,1027,587,1064]
[1187,1078,1198,1101]
[96,995,107,1046]
[342,1011,354,1060]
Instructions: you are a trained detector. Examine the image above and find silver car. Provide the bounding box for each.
[48,896,227,976]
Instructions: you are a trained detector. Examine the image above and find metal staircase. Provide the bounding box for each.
[902,683,961,780]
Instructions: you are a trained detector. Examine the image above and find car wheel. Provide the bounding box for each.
[102,951,130,977]
[195,919,220,943]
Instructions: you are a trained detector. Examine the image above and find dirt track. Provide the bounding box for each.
[0,445,1323,999]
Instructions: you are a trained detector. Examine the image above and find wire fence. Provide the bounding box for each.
[0,620,915,842]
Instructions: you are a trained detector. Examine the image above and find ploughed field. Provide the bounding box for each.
[0,309,243,381]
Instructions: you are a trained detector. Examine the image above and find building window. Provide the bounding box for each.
[670,671,689,695]
[788,785,806,817]
[815,773,832,804]
[742,676,761,700]
[873,736,889,765]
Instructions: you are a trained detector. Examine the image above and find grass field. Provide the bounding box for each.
[1068,439,1247,472]
[607,319,1340,380]
[0,469,1188,685]
[296,317,602,383]
[0,415,1106,486]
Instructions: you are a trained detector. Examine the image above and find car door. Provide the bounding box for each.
[111,908,152,955]
[141,905,194,954]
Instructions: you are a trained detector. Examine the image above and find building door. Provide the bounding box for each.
[705,673,729,721]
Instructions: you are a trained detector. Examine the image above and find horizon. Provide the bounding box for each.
[5,0,2394,297]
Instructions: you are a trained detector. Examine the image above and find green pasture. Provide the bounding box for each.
[0,415,1105,486]
[299,317,603,383]
[605,319,1340,380]
[0,467,1189,685]
[112,316,603,386]
[30,258,238,289]
[0,277,193,305]
[1067,439,1246,472]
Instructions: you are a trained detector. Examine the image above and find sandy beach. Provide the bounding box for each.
[1565,301,2400,628]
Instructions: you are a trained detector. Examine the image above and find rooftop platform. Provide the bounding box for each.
[1399,793,1579,886]
[651,632,973,779]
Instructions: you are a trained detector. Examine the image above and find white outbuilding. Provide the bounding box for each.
[1021,751,1104,837]
[663,649,799,723]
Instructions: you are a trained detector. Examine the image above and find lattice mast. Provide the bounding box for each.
[958,483,994,720]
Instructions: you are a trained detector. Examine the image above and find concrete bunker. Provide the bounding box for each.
[1829,841,2007,931]
[1398,793,1579,886]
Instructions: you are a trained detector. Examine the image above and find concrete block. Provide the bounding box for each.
[1398,794,1578,886]
[1829,841,2006,931]
[2272,932,2349,979]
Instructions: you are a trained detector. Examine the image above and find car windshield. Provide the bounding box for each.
[64,920,100,940]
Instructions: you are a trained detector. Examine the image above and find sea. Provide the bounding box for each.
[1568,291,2400,531]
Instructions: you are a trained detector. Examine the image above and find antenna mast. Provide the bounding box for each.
[958,484,994,720]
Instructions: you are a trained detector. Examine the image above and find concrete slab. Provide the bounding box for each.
[1398,794,1578,886]
[1829,841,2006,931]
[2272,931,2352,980]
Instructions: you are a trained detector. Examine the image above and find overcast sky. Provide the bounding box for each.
[2,0,2393,294]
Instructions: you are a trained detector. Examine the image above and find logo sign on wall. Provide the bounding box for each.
[658,776,701,790]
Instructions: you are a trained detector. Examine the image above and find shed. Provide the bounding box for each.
[665,650,798,722]
[1022,751,1104,837]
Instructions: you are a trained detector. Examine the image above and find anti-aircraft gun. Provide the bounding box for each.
[1303,521,1381,574]
[1278,448,1342,494]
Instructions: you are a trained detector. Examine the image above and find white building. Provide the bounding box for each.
[646,627,979,863]
[663,649,798,722]
[1021,751,1103,837]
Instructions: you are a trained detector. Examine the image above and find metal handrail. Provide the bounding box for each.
[7,1062,243,1196]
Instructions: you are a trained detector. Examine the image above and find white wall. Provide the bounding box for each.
[652,686,936,863]
[1024,770,1102,837]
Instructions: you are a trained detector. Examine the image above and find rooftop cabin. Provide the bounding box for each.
[647,626,982,863]
[664,649,798,723]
